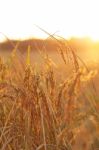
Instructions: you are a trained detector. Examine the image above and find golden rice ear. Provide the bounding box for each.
[26,45,31,66]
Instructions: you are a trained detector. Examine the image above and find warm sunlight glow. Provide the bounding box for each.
[0,0,99,41]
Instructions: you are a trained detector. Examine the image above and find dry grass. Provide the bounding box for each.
[0,36,99,150]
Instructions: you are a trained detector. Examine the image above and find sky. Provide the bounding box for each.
[0,0,99,41]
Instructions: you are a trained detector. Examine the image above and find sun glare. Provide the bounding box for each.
[0,0,99,41]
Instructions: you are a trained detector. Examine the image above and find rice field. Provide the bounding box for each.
[0,37,99,150]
